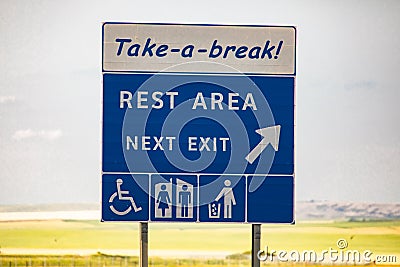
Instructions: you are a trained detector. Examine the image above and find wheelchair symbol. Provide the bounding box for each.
[109,178,142,216]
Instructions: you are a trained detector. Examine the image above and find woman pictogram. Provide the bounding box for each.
[156,184,171,217]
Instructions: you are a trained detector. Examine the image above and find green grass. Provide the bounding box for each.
[0,220,399,257]
[0,255,397,267]
[1,220,399,267]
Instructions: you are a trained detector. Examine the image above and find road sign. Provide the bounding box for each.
[102,23,296,223]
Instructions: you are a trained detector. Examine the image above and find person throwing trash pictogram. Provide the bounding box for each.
[215,179,236,218]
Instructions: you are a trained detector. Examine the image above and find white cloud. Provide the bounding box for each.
[0,95,16,103]
[12,129,62,141]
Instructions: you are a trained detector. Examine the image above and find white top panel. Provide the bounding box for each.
[103,23,296,75]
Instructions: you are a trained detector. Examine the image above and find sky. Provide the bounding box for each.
[0,0,399,205]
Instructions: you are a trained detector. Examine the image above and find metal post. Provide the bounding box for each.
[140,222,148,267]
[251,224,261,267]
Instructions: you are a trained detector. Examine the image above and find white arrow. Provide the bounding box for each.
[245,125,281,164]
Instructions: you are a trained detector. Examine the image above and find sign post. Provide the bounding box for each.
[101,22,296,264]
[252,224,261,267]
[139,222,148,267]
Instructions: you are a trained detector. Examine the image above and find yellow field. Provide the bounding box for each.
[0,220,399,266]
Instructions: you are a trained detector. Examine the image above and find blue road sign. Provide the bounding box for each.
[101,23,296,223]
[102,74,294,175]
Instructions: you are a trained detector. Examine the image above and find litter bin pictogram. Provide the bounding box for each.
[208,201,221,218]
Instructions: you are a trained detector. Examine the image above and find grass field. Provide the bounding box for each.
[0,220,399,266]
